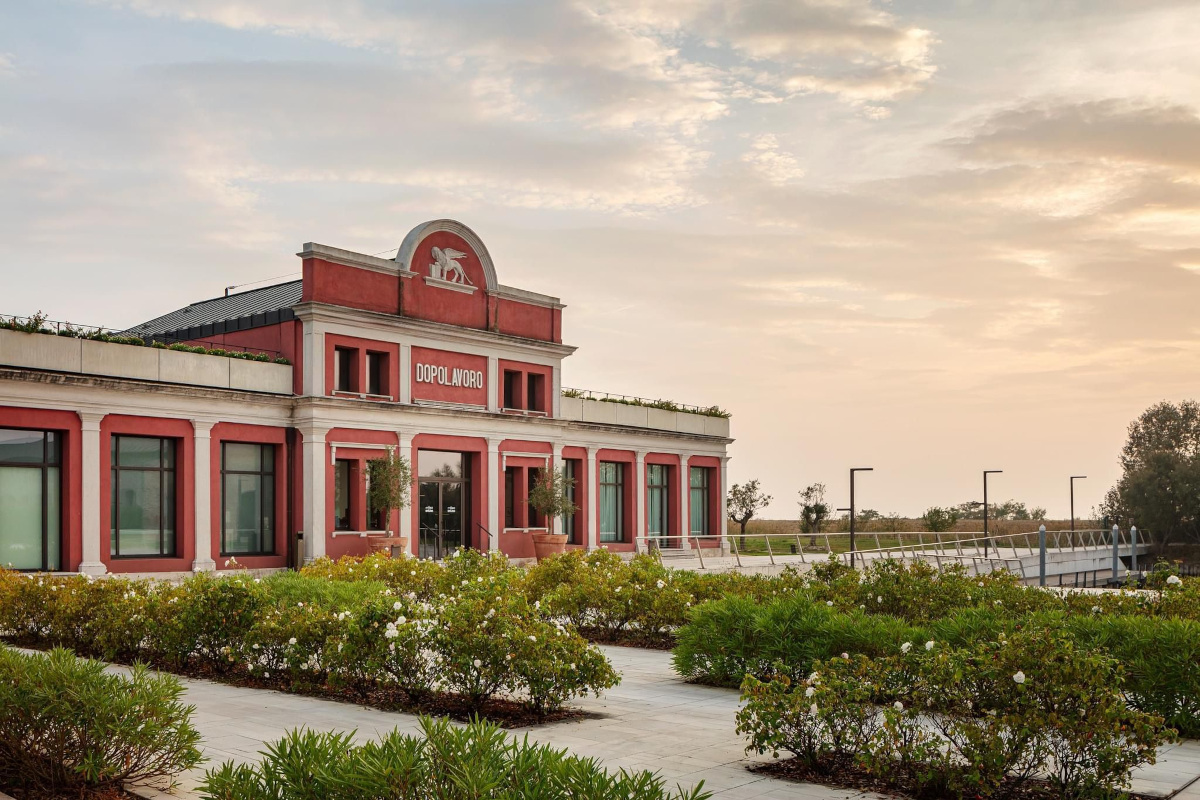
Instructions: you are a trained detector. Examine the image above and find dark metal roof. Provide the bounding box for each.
[124,280,303,339]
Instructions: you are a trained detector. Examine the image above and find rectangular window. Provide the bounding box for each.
[334,347,355,393]
[334,459,351,530]
[110,435,176,557]
[366,352,386,397]
[689,467,709,537]
[527,467,544,529]
[562,459,578,544]
[0,428,61,571]
[503,370,520,409]
[221,442,275,555]
[647,464,669,540]
[526,373,545,412]
[367,473,387,531]
[504,466,517,528]
[599,461,624,543]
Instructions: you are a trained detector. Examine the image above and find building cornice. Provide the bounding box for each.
[298,243,417,278]
[494,284,565,310]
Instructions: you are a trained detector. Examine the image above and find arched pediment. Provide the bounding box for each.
[395,219,498,292]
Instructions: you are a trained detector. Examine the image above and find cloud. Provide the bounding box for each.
[740,134,805,184]
[0,53,16,78]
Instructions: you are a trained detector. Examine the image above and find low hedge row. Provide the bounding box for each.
[0,646,201,797]
[0,552,617,717]
[674,591,1200,737]
[202,716,712,800]
[739,632,1175,799]
[305,550,1200,651]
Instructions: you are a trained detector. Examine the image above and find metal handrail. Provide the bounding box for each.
[561,387,727,416]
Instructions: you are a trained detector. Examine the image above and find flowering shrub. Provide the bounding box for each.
[739,632,1174,799]
[201,716,712,800]
[0,560,617,719]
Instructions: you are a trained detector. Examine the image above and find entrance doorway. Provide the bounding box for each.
[417,450,468,560]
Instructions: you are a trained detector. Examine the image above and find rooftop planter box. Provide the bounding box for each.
[0,328,293,395]
[559,394,730,437]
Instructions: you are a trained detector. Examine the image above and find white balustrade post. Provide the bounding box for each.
[192,420,217,572]
[635,450,647,551]
[679,454,691,546]
[77,412,107,576]
[586,447,599,550]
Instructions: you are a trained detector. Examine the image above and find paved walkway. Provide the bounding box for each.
[96,646,1200,799]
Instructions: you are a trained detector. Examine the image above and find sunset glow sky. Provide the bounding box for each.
[3,0,1199,518]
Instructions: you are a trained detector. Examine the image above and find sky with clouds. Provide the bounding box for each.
[2,0,1199,519]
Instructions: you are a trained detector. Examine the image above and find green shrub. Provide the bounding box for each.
[738,632,1174,799]
[0,646,202,795]
[200,716,712,800]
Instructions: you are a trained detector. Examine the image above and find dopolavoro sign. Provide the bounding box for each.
[415,363,485,389]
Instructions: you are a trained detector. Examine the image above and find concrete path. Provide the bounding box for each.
[102,646,1199,799]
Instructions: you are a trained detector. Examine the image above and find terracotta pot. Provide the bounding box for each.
[531,532,569,563]
[371,534,410,559]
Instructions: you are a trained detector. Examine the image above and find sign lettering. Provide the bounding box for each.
[414,363,485,389]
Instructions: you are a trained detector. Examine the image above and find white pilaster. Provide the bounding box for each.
[551,367,562,418]
[486,437,502,550]
[399,344,412,404]
[78,412,107,576]
[635,450,647,552]
[301,426,329,562]
[192,420,217,572]
[398,432,414,544]
[586,446,599,550]
[301,320,325,396]
[486,356,499,412]
[719,455,731,556]
[679,453,691,542]
[551,441,564,535]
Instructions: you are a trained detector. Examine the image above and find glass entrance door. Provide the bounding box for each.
[0,428,61,571]
[416,450,468,560]
[647,464,669,548]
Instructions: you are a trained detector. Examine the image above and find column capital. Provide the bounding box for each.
[298,424,332,441]
[77,411,105,430]
[487,435,503,453]
[191,418,218,437]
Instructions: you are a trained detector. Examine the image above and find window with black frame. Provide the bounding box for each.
[599,461,624,543]
[221,442,275,555]
[0,428,62,571]
[110,435,176,557]
[334,459,352,530]
[689,466,709,537]
[562,459,578,543]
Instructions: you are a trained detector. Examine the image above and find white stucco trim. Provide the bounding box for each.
[395,220,499,292]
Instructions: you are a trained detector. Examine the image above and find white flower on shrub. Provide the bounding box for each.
[473,659,482,668]
[809,703,819,715]
[826,601,834,607]
[901,642,912,653]
[1013,671,1026,684]
[288,637,297,646]
[528,635,537,642]
[841,652,849,660]
[893,701,904,711]
[925,640,936,650]
[656,580,665,589]
[805,686,816,698]
[1167,575,1183,586]
[876,595,883,603]
[393,601,403,611]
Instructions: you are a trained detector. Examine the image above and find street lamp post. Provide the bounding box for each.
[849,468,874,568]
[1070,476,1087,534]
[983,470,1002,557]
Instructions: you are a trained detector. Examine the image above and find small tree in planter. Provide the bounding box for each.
[366,448,413,556]
[527,465,578,562]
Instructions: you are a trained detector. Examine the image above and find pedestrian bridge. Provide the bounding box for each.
[637,528,1152,587]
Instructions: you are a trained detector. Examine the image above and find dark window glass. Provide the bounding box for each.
[334,459,351,530]
[221,442,276,555]
[563,459,578,544]
[111,435,176,557]
[367,352,386,396]
[528,467,543,529]
[418,450,463,479]
[689,467,709,536]
[526,373,545,412]
[504,466,517,528]
[334,347,355,392]
[503,370,520,409]
[0,428,61,571]
[599,461,624,543]
[647,464,669,539]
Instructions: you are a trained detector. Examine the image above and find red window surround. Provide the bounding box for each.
[0,406,83,572]
[688,455,722,549]
[210,423,289,571]
[562,445,589,549]
[323,334,399,401]
[595,448,636,553]
[646,452,682,542]
[497,359,552,415]
[100,415,195,574]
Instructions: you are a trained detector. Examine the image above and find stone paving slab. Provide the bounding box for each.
[14,644,1196,800]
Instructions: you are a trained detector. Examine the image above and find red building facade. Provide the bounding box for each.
[0,220,730,575]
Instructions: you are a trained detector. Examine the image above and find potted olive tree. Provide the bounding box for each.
[527,464,578,562]
[366,447,413,557]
